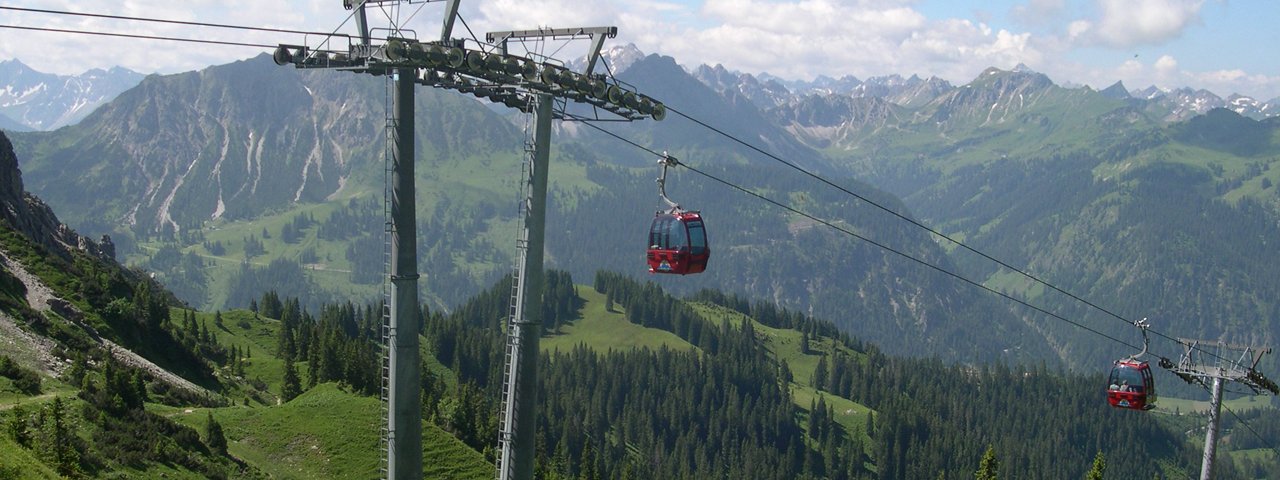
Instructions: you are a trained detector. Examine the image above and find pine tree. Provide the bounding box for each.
[38,397,79,476]
[1085,451,1106,480]
[975,445,999,480]
[813,355,829,391]
[206,412,228,456]
[7,404,29,446]
[282,355,302,402]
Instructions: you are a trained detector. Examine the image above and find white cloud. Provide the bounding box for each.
[475,0,617,30]
[612,0,1043,83]
[1066,20,1092,41]
[0,0,335,75]
[1071,0,1204,48]
[1153,54,1178,74]
[1057,53,1280,102]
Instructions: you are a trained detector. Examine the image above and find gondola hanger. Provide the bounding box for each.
[656,152,682,215]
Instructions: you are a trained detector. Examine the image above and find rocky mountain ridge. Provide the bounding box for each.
[0,59,145,131]
[681,55,1277,122]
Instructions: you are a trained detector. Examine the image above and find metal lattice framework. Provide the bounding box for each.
[1170,339,1275,393]
[1168,339,1275,480]
[273,23,665,121]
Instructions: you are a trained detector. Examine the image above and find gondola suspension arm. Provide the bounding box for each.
[656,152,682,215]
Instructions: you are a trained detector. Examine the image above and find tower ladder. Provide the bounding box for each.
[496,110,536,480]
[379,69,395,480]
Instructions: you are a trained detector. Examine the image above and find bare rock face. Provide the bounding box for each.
[0,131,113,261]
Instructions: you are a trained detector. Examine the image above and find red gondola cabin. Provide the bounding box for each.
[647,211,709,275]
[1107,359,1156,410]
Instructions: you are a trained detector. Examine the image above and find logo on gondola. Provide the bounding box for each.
[1118,400,1130,408]
[658,260,672,271]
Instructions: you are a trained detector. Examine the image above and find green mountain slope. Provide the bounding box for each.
[780,65,1280,372]
[7,54,532,315]
[431,270,1232,478]
[167,384,490,479]
[8,55,1050,364]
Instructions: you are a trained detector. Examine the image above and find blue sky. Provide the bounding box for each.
[2,0,1277,99]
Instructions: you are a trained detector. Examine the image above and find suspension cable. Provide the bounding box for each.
[568,115,1147,355]
[661,105,1251,367]
[0,24,276,49]
[0,5,352,38]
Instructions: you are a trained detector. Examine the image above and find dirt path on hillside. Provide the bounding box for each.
[0,392,58,410]
[0,250,213,398]
[1,251,56,313]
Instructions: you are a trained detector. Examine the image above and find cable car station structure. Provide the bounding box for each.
[272,1,664,479]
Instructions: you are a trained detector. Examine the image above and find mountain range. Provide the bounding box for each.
[690,57,1279,122]
[1,45,1280,478]
[0,59,144,131]
[4,46,1276,133]
[5,45,1280,375]
[0,133,1227,476]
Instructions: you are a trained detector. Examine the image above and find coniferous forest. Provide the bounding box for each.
[4,201,1279,478]
[413,270,1228,479]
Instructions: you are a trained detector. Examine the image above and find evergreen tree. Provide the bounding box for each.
[7,404,29,446]
[1086,451,1106,480]
[36,397,79,476]
[975,445,999,480]
[282,355,302,402]
[206,412,228,456]
[813,355,828,391]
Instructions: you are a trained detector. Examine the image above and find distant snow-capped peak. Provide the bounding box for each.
[0,58,144,131]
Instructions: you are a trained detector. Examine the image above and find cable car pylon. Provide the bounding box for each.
[270,2,665,479]
[1167,338,1276,480]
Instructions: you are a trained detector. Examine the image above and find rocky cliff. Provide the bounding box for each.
[0,131,113,260]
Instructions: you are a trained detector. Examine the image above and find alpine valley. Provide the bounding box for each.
[1,43,1279,478]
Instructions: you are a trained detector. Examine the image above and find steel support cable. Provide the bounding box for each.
[397,1,432,34]
[661,105,1242,366]
[568,116,1146,355]
[579,120,1280,459]
[0,24,276,49]
[1222,404,1280,459]
[580,117,1280,457]
[0,5,353,38]
[454,14,488,53]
